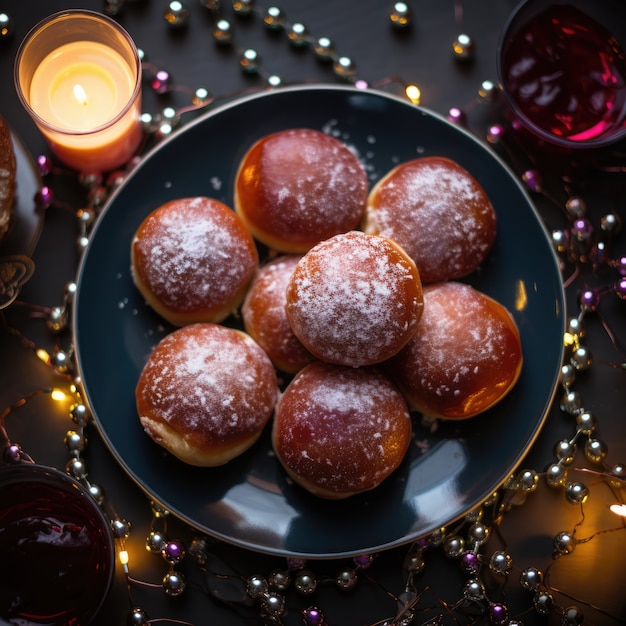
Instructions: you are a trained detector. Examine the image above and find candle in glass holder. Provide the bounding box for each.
[14,10,142,173]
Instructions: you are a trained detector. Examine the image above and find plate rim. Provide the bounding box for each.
[74,84,566,558]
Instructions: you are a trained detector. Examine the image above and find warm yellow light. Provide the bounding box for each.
[514,280,528,312]
[563,332,578,348]
[50,388,68,402]
[119,549,129,565]
[36,349,50,364]
[73,83,88,106]
[610,503,626,517]
[405,84,421,105]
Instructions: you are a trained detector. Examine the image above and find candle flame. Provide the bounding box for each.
[73,83,88,106]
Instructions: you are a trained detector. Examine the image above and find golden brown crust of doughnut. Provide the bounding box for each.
[131,197,259,326]
[285,231,423,367]
[241,255,316,374]
[0,115,16,241]
[364,156,497,284]
[386,282,523,420]
[136,323,279,466]
[272,361,412,499]
[234,128,368,253]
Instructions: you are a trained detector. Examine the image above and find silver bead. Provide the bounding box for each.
[294,569,317,595]
[452,33,475,60]
[188,537,209,565]
[314,36,335,60]
[232,0,254,16]
[264,592,285,616]
[518,469,539,493]
[146,530,167,553]
[562,605,584,625]
[52,349,72,374]
[213,19,233,44]
[565,197,587,219]
[333,56,357,79]
[553,530,576,556]
[403,548,425,573]
[164,1,189,27]
[570,345,592,370]
[533,591,554,615]
[443,535,465,558]
[335,568,358,591]
[71,403,90,426]
[489,551,512,575]
[560,363,576,387]
[576,411,597,435]
[192,87,212,106]
[467,522,489,546]
[478,80,498,102]
[560,390,583,415]
[240,48,260,73]
[545,463,568,487]
[163,570,186,596]
[47,306,68,332]
[287,22,309,47]
[463,578,485,600]
[520,566,542,590]
[127,607,150,625]
[601,212,621,234]
[611,463,626,486]
[389,2,412,28]
[0,12,15,39]
[141,112,158,134]
[567,316,584,336]
[66,457,87,479]
[247,575,268,599]
[565,482,589,504]
[65,430,87,452]
[552,229,569,254]
[554,439,576,465]
[111,518,131,539]
[268,569,291,592]
[267,74,282,88]
[263,6,285,30]
[584,438,607,463]
[89,483,105,506]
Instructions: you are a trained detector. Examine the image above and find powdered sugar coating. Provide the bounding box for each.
[387,282,522,419]
[272,361,412,498]
[136,323,279,460]
[364,157,496,283]
[132,197,258,322]
[242,255,316,374]
[286,232,423,367]
[235,129,368,252]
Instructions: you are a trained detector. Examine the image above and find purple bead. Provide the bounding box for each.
[615,277,626,300]
[572,218,593,242]
[303,606,326,625]
[448,107,467,125]
[353,554,374,569]
[522,169,541,191]
[354,79,369,89]
[287,557,307,571]
[615,256,626,276]
[152,69,172,94]
[35,185,53,209]
[460,551,479,574]
[489,602,509,624]
[579,288,601,311]
[487,123,505,143]
[37,154,52,176]
[3,443,22,463]
[161,540,185,564]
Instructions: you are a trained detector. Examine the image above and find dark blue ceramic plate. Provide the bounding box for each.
[74,85,564,558]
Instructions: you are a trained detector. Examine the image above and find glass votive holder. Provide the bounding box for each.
[497,0,626,150]
[14,9,143,173]
[0,463,115,624]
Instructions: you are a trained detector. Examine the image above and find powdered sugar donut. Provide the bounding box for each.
[234,128,368,253]
[136,323,279,466]
[272,361,412,499]
[241,255,316,374]
[363,157,497,283]
[386,282,523,420]
[131,197,259,327]
[285,231,423,367]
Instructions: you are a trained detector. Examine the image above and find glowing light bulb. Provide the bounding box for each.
[405,84,421,104]
[50,388,67,402]
[610,503,626,517]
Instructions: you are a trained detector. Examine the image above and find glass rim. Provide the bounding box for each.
[13,9,142,137]
[496,0,626,149]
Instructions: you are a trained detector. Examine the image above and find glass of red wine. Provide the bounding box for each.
[0,464,115,625]
[497,0,626,150]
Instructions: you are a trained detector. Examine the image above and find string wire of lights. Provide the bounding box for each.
[1,1,626,625]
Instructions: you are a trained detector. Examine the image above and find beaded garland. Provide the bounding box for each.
[2,1,626,625]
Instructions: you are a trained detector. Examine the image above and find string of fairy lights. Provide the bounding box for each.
[2,1,626,625]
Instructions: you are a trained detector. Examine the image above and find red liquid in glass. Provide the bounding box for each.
[0,478,113,625]
[502,4,626,141]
